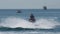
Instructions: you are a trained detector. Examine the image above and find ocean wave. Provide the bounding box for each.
[0,27,54,31]
[0,16,60,30]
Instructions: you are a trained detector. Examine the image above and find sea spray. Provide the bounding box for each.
[0,16,59,29]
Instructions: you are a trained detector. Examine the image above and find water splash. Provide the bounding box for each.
[0,16,59,29]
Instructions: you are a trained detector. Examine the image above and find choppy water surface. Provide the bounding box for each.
[0,9,60,34]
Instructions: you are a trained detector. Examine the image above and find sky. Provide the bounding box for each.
[0,0,60,9]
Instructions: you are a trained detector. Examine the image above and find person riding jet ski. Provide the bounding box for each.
[29,14,36,22]
[16,10,21,13]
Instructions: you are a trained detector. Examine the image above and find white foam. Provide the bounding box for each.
[0,16,59,29]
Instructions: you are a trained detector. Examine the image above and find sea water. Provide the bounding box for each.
[0,9,60,34]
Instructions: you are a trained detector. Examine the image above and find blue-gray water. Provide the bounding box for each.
[0,9,60,34]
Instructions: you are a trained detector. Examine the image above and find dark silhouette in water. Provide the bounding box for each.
[29,14,36,22]
[43,6,47,10]
[16,10,21,13]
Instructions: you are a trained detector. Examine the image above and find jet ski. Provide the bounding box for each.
[43,6,47,10]
[16,10,21,13]
[29,14,36,22]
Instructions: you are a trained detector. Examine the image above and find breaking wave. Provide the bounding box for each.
[0,16,60,29]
